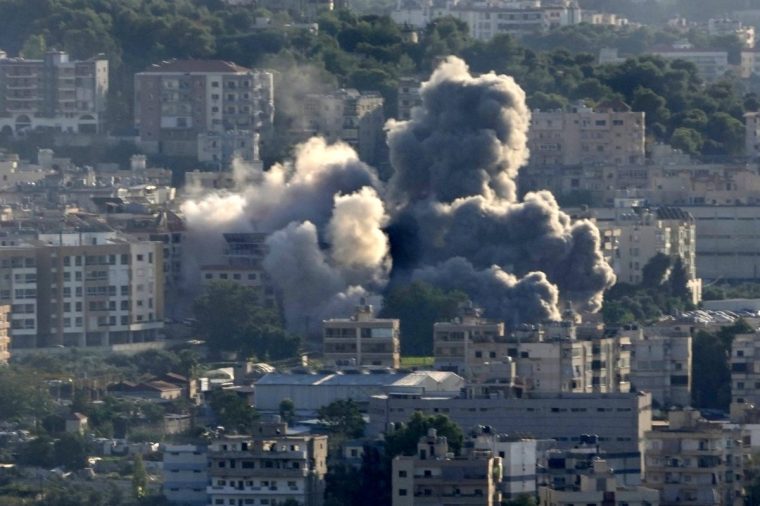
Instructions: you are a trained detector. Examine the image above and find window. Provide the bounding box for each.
[399,489,407,496]
[398,470,407,477]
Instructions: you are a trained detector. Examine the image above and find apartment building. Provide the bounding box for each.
[322,303,400,368]
[433,306,506,380]
[162,444,208,506]
[644,409,745,506]
[392,429,502,506]
[539,445,660,505]
[0,50,108,135]
[197,130,260,168]
[467,427,538,501]
[207,419,328,506]
[134,60,274,157]
[200,232,276,309]
[629,324,692,408]
[652,44,729,82]
[730,332,760,405]
[391,0,582,40]
[369,391,653,485]
[397,77,422,121]
[0,220,164,351]
[746,111,760,158]
[528,100,645,167]
[590,205,701,303]
[505,319,630,394]
[293,89,385,162]
[0,305,9,364]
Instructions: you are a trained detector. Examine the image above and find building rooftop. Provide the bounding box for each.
[256,370,461,388]
[140,59,252,74]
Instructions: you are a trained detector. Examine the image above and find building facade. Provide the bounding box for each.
[0,51,108,135]
[162,444,208,506]
[207,420,328,506]
[0,304,9,363]
[323,303,400,368]
[730,331,760,405]
[134,60,273,158]
[392,429,502,506]
[528,100,645,167]
[644,409,745,506]
[630,324,692,408]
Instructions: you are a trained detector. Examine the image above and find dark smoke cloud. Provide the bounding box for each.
[412,257,561,325]
[385,57,615,318]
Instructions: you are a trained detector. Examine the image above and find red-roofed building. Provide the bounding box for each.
[134,59,273,159]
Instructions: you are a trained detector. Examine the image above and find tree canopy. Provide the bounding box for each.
[384,411,464,458]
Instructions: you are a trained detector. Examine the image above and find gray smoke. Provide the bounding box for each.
[182,138,390,333]
[413,257,561,325]
[386,57,615,318]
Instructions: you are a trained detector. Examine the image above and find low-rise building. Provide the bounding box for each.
[392,428,502,506]
[369,391,652,485]
[652,43,729,81]
[323,303,400,368]
[467,427,538,501]
[644,409,745,506]
[433,305,506,381]
[162,444,208,506]
[630,324,692,408]
[207,419,328,506]
[539,439,660,506]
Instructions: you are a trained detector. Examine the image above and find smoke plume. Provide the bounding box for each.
[181,55,615,333]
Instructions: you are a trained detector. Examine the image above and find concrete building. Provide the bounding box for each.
[162,444,208,506]
[433,305,506,381]
[730,331,760,405]
[0,222,164,351]
[134,60,273,158]
[392,428,502,506]
[397,77,422,121]
[746,111,760,159]
[528,100,645,167]
[323,303,400,368]
[197,130,260,168]
[629,324,692,408]
[0,51,108,135]
[506,318,631,395]
[539,439,660,506]
[644,409,745,506]
[207,419,328,506]
[652,44,729,81]
[369,391,653,484]
[467,427,538,500]
[253,370,464,415]
[200,232,276,309]
[294,89,385,162]
[0,304,9,363]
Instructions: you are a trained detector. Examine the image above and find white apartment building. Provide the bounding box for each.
[162,444,208,506]
[0,305,9,364]
[391,0,582,40]
[323,303,400,369]
[652,44,729,82]
[0,51,108,135]
[644,409,745,506]
[392,429,502,506]
[528,100,646,167]
[629,324,692,408]
[207,419,328,506]
[197,130,260,168]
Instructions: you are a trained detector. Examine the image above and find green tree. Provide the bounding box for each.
[209,389,258,434]
[279,398,295,425]
[670,127,702,155]
[317,399,365,439]
[53,433,88,470]
[380,282,468,355]
[385,412,464,457]
[132,454,147,499]
[20,34,46,59]
[669,257,690,300]
[641,252,671,289]
[193,281,299,359]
